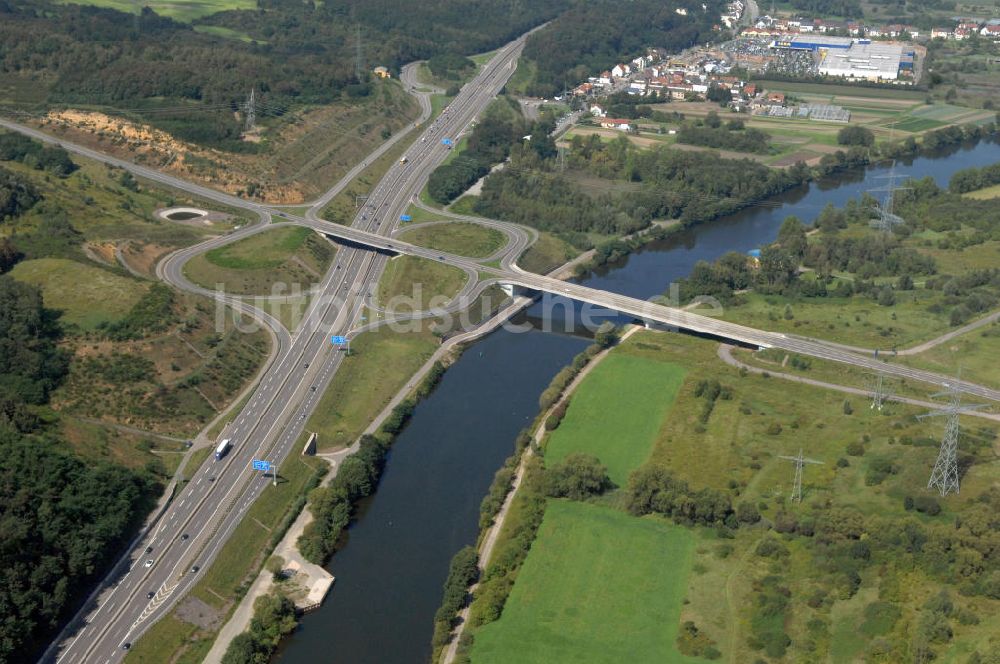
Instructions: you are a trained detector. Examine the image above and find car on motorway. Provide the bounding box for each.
[181,533,189,540]
[122,643,131,651]
[145,546,152,553]
[146,591,155,599]
[190,565,200,573]
[143,559,153,568]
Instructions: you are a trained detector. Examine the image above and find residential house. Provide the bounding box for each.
[931,27,952,39]
[600,118,634,131]
[981,24,1000,38]
[611,63,631,78]
[589,104,606,118]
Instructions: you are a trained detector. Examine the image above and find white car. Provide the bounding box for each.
[143,559,153,568]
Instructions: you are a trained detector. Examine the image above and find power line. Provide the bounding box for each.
[866,372,893,411]
[868,160,909,233]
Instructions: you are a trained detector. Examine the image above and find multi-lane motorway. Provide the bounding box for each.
[42,33,530,664]
[5,24,996,664]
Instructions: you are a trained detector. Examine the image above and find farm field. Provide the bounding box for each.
[470,501,701,664]
[397,221,507,259]
[544,353,686,485]
[183,226,334,295]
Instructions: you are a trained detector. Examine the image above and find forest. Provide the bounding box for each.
[0,0,565,149]
[0,275,159,661]
[519,0,721,97]
[473,132,808,247]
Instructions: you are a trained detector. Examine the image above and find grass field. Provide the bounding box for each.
[303,325,439,451]
[377,255,467,311]
[544,353,686,485]
[9,258,149,330]
[53,0,254,22]
[517,232,578,274]
[184,227,334,295]
[719,289,953,350]
[398,221,506,259]
[471,501,701,664]
[889,116,945,133]
[964,183,1000,200]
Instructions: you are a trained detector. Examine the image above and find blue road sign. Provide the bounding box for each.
[252,459,270,471]
[331,335,347,345]
[442,138,453,146]
[400,214,412,222]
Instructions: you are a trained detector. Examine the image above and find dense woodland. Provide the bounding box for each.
[0,275,159,661]
[520,0,720,97]
[474,132,808,248]
[0,0,565,149]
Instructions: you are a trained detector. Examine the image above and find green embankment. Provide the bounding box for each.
[184,227,334,295]
[398,221,506,259]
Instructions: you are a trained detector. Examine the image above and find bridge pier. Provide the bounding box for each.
[499,283,533,298]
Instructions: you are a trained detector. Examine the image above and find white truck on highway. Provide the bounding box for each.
[215,439,232,460]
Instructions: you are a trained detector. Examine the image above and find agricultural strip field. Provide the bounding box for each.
[470,501,700,664]
[183,226,334,296]
[544,353,686,485]
[397,221,506,259]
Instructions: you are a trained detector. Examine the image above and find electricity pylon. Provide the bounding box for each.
[918,378,988,496]
[869,161,909,233]
[243,89,256,132]
[778,449,824,502]
[867,372,893,411]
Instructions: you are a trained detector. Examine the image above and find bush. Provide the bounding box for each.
[431,546,480,647]
[837,125,875,147]
[544,453,612,500]
[846,440,865,456]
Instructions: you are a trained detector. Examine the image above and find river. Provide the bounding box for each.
[277,138,999,664]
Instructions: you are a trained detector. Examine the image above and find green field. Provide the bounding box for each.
[517,231,577,274]
[9,258,148,330]
[719,289,953,350]
[54,0,254,22]
[303,325,439,450]
[545,353,685,485]
[471,501,701,664]
[398,221,506,259]
[377,255,467,311]
[184,227,334,295]
[964,183,1000,200]
[889,116,945,133]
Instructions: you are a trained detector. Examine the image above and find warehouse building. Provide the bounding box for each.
[769,35,854,51]
[818,42,904,81]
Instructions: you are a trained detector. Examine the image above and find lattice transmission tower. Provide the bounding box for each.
[243,89,256,132]
[778,449,824,502]
[868,161,910,233]
[867,372,894,411]
[918,378,988,496]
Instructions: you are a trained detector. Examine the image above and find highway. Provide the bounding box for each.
[5,24,993,662]
[43,33,530,664]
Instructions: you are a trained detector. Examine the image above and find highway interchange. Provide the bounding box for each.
[2,24,995,664]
